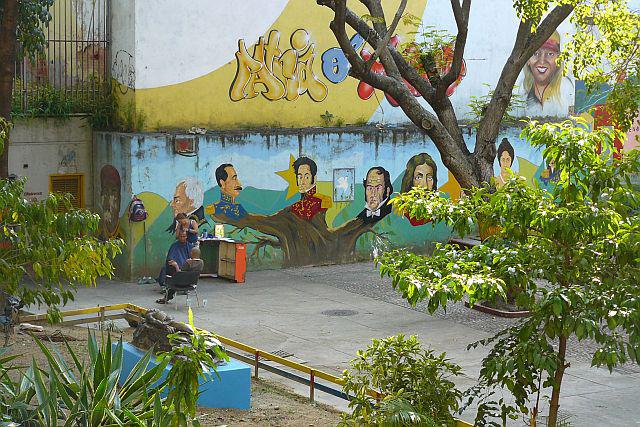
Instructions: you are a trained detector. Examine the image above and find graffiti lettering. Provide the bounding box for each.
[321,34,365,84]
[111,50,135,94]
[230,29,328,102]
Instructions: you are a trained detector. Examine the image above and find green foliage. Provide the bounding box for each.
[378,120,640,425]
[320,110,335,126]
[340,334,462,426]
[120,99,147,132]
[467,84,525,128]
[36,332,168,426]
[0,178,122,320]
[556,0,640,130]
[0,332,168,426]
[354,116,369,126]
[0,117,11,155]
[0,0,55,61]
[156,308,229,427]
[12,79,119,130]
[0,347,38,424]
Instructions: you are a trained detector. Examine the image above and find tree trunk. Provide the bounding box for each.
[0,0,19,179]
[209,208,375,267]
[547,334,568,427]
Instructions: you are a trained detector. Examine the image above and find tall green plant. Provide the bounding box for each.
[156,307,229,427]
[340,334,462,426]
[378,120,640,426]
[0,333,170,426]
[0,177,122,326]
[32,332,169,426]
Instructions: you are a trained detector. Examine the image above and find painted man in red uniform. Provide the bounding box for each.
[290,156,331,221]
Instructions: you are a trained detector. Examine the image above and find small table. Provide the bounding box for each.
[199,238,247,283]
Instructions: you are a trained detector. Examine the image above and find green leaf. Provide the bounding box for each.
[552,300,562,316]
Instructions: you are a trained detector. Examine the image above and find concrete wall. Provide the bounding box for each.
[110,0,575,130]
[95,125,557,280]
[9,117,93,209]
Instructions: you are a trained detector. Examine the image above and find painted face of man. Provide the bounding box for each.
[220,166,243,198]
[177,231,187,243]
[365,170,386,211]
[413,163,434,190]
[528,46,558,86]
[500,151,513,170]
[170,182,195,216]
[297,164,314,193]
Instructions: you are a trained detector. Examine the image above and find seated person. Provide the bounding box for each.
[156,230,193,288]
[175,212,199,246]
[156,246,203,304]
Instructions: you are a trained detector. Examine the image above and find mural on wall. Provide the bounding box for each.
[97,125,580,277]
[495,138,515,188]
[99,165,121,239]
[517,31,574,118]
[333,168,355,202]
[166,177,207,233]
[289,156,332,220]
[210,164,248,220]
[400,153,438,226]
[357,167,393,224]
[230,29,328,102]
[112,49,135,94]
[204,154,381,267]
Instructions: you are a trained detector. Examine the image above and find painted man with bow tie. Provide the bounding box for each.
[357,166,393,224]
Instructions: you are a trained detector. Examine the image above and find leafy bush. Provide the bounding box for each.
[379,120,640,426]
[0,332,168,426]
[157,308,229,427]
[340,334,462,426]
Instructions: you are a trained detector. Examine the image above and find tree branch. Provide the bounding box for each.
[358,0,403,81]
[436,0,471,99]
[364,0,407,73]
[474,4,574,182]
[318,0,435,101]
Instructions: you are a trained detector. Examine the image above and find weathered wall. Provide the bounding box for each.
[9,117,93,208]
[95,125,557,280]
[111,0,576,130]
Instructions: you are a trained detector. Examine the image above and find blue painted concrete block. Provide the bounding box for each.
[116,342,251,409]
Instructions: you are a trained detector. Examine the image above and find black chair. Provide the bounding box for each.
[165,270,200,309]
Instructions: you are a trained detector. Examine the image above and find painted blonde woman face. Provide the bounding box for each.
[528,47,558,86]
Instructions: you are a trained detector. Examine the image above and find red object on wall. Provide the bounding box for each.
[594,104,623,159]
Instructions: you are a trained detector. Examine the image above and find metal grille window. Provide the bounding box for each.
[13,0,110,113]
[50,174,84,209]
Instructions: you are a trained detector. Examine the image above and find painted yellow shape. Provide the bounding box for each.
[315,181,335,220]
[133,0,428,130]
[577,111,595,128]
[325,200,351,227]
[439,171,462,202]
[276,154,299,199]
[516,156,539,187]
[128,192,169,248]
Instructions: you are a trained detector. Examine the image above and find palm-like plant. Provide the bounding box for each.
[12,333,169,426]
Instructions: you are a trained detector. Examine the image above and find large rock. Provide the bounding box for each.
[131,309,225,364]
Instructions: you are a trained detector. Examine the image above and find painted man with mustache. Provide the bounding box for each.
[210,163,248,220]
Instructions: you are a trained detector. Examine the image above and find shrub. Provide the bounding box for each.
[340,334,462,426]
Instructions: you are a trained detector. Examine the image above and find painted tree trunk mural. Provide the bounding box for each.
[209,208,375,267]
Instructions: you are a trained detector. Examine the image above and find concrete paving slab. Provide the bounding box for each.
[54,262,640,426]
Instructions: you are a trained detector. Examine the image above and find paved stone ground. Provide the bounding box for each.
[57,262,639,426]
[281,262,630,369]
